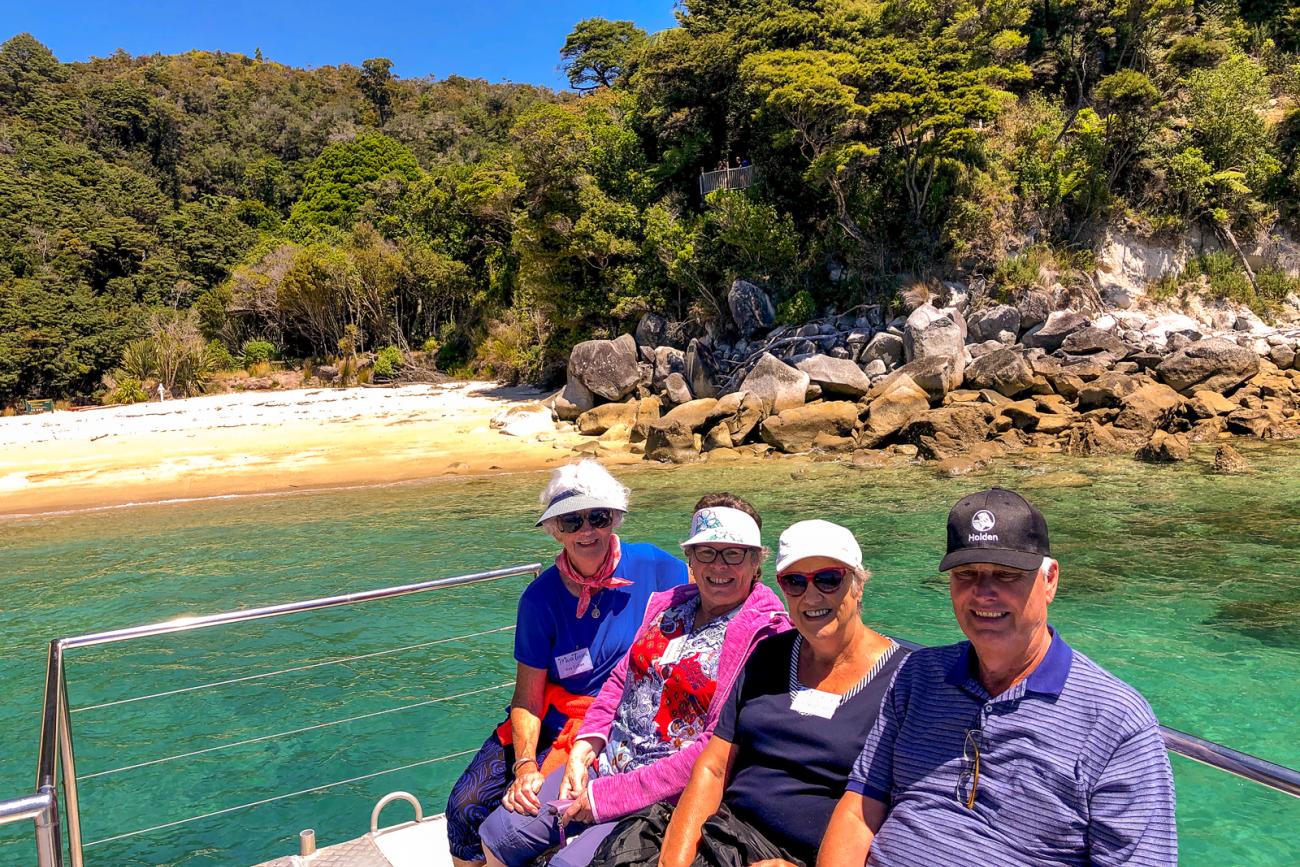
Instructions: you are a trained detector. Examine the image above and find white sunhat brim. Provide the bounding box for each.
[680,506,762,549]
[535,492,625,527]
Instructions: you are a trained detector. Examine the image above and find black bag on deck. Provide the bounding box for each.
[587,802,805,867]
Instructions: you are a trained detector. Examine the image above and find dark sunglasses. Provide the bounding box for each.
[556,508,615,533]
[777,566,848,597]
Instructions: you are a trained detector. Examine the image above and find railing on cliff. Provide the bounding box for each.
[700,164,755,197]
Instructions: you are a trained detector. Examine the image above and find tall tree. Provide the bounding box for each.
[560,19,647,92]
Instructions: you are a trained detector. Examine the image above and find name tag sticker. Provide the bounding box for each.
[790,688,840,719]
[555,648,594,679]
[659,636,687,666]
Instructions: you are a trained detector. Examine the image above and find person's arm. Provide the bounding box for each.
[1087,722,1178,866]
[818,792,886,867]
[500,662,547,815]
[657,735,738,867]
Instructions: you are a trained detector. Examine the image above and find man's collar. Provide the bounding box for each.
[945,627,1073,699]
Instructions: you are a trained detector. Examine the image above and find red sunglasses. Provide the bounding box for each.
[776,566,848,597]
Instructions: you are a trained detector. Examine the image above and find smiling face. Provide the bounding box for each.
[948,559,1057,661]
[553,512,617,577]
[778,555,862,644]
[687,544,759,618]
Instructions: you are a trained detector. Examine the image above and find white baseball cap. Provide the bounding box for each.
[681,506,762,549]
[775,520,863,572]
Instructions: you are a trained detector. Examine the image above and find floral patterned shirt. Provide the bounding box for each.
[598,596,734,775]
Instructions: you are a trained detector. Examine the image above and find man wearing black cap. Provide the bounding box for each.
[820,488,1176,867]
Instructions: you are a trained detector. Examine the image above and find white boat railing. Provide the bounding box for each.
[0,562,543,867]
[2,563,1298,866]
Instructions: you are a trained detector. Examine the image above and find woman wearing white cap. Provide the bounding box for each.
[602,520,907,867]
[479,493,791,867]
[446,460,688,867]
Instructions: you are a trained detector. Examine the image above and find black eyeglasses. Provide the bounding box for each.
[955,726,983,809]
[556,509,615,534]
[690,546,750,565]
[776,567,848,597]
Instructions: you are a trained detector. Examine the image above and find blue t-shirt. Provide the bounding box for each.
[513,542,688,729]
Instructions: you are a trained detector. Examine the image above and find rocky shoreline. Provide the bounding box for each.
[499,279,1300,475]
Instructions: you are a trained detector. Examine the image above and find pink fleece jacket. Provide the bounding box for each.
[576,581,792,822]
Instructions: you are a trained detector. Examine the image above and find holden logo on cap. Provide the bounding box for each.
[971,510,996,532]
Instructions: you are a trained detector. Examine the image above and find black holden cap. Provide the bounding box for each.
[939,487,1051,572]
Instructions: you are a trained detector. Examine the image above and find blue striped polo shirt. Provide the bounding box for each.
[848,628,1177,866]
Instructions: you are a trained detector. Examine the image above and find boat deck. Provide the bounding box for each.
[254,814,451,867]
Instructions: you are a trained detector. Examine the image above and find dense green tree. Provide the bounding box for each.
[360,57,395,125]
[560,19,648,91]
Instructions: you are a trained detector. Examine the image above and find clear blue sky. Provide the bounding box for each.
[3,1,680,89]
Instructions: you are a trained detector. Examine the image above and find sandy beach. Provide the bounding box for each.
[0,383,638,518]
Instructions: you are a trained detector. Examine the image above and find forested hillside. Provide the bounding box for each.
[2,0,1299,404]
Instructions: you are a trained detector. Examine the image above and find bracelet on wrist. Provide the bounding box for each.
[511,757,538,774]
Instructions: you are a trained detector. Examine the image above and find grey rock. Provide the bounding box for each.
[652,346,685,389]
[1023,310,1089,352]
[635,312,669,348]
[1059,327,1130,361]
[551,377,596,421]
[728,279,776,337]
[1017,292,1053,330]
[1269,344,1296,370]
[964,349,1035,398]
[829,346,853,360]
[684,339,718,399]
[797,354,873,399]
[739,353,810,414]
[996,329,1018,345]
[1101,286,1133,310]
[1156,337,1261,395]
[861,359,888,377]
[861,332,905,369]
[663,372,693,405]
[968,304,1021,343]
[569,335,641,401]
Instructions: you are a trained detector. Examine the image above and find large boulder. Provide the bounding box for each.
[644,420,700,463]
[1136,430,1191,462]
[964,349,1035,398]
[550,377,596,421]
[630,395,663,442]
[663,372,693,405]
[797,355,873,399]
[859,374,931,447]
[890,355,964,401]
[968,304,1021,343]
[904,305,965,366]
[684,338,718,399]
[1030,356,1084,401]
[1113,383,1185,434]
[1016,291,1053,330]
[904,405,991,460]
[728,279,776,337]
[860,332,905,369]
[1059,327,1130,364]
[1062,419,1124,456]
[740,353,810,414]
[568,335,641,401]
[651,346,685,389]
[576,402,638,436]
[759,402,859,453]
[658,397,727,432]
[1156,337,1260,395]
[1022,310,1089,352]
[635,312,669,348]
[716,390,766,442]
[1212,443,1252,473]
[1076,372,1142,410]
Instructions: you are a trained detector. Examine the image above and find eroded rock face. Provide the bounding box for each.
[968,304,1021,343]
[1156,337,1260,395]
[904,404,991,460]
[551,377,596,421]
[860,332,905,369]
[759,402,859,453]
[796,354,872,399]
[645,420,699,463]
[635,312,669,348]
[1113,382,1185,434]
[1059,327,1130,364]
[1061,419,1123,456]
[684,339,718,399]
[740,353,810,413]
[888,355,964,401]
[860,374,931,447]
[728,279,776,337]
[964,349,1035,398]
[1136,430,1191,462]
[1076,372,1141,410]
[569,334,641,401]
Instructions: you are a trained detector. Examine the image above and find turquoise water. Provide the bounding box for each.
[2,445,1299,865]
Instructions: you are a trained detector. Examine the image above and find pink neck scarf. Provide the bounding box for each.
[555,534,630,618]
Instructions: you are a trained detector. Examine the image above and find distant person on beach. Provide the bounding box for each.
[592,520,906,867]
[479,494,790,867]
[445,461,688,867]
[820,487,1177,867]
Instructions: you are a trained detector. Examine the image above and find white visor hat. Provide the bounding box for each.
[681,506,762,549]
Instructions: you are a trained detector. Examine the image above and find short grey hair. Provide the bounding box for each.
[538,459,629,512]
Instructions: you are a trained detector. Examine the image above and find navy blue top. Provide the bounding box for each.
[514,542,687,729]
[714,630,909,866]
[850,628,1177,866]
